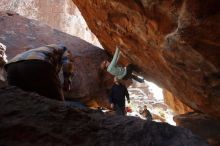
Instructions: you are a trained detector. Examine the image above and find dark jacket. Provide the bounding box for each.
[141,109,152,120]
[109,83,129,107]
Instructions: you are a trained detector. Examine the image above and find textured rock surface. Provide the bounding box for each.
[0,86,210,146]
[164,90,193,114]
[0,42,7,85]
[0,11,112,107]
[0,0,101,47]
[174,112,220,146]
[72,0,220,118]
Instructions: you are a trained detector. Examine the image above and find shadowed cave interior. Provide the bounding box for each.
[0,0,220,146]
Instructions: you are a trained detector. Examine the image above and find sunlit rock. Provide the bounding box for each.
[0,11,112,107]
[72,0,220,118]
[0,0,101,47]
[0,42,7,86]
[164,90,193,114]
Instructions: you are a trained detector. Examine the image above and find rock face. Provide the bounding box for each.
[174,112,220,146]
[0,0,101,47]
[72,0,220,118]
[164,90,193,114]
[0,86,210,146]
[0,11,112,107]
[0,43,7,87]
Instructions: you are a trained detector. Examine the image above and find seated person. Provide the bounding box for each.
[101,47,144,83]
[140,105,152,120]
[4,44,74,101]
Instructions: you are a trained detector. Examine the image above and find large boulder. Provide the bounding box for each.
[72,0,220,118]
[174,112,220,146]
[0,0,101,47]
[0,11,112,107]
[0,86,209,146]
[163,90,193,114]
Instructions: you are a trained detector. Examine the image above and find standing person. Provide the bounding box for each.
[109,77,130,115]
[101,47,144,83]
[4,44,74,101]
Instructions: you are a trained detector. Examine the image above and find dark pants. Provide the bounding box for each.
[5,60,62,100]
[123,64,134,80]
[114,104,126,116]
[123,64,144,83]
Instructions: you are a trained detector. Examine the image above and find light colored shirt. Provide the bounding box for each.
[107,47,127,79]
[6,44,70,73]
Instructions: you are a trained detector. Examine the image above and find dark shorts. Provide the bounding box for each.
[5,60,62,100]
[122,64,134,80]
[122,64,144,83]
